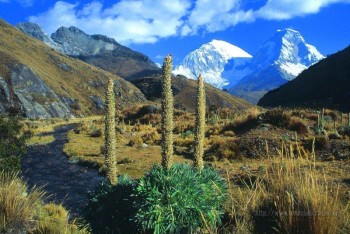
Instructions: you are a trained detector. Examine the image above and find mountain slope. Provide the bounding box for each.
[258,45,350,112]
[229,29,324,104]
[173,40,252,88]
[17,22,160,80]
[132,74,254,112]
[0,19,146,118]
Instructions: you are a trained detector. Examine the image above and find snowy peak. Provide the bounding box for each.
[205,39,252,60]
[229,28,325,104]
[173,40,252,88]
[253,28,324,76]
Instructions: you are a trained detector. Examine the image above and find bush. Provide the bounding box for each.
[315,135,330,150]
[128,135,144,147]
[205,136,241,161]
[0,171,43,232]
[262,109,291,128]
[90,128,103,138]
[0,172,83,233]
[221,110,259,134]
[289,117,309,134]
[0,117,29,172]
[82,176,137,234]
[133,164,227,233]
[33,203,83,234]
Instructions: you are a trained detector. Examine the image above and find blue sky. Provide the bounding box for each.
[1,0,350,65]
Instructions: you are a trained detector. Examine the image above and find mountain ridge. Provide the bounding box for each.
[16,22,160,80]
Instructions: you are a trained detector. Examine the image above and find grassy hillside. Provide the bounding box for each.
[258,45,350,112]
[0,19,146,116]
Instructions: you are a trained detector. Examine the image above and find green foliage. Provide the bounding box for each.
[0,116,29,172]
[133,163,227,233]
[82,175,137,234]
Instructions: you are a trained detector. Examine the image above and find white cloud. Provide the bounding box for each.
[29,0,191,45]
[256,0,350,20]
[28,0,350,44]
[184,0,243,33]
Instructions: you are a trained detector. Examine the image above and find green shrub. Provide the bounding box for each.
[0,117,29,172]
[133,163,227,233]
[82,175,137,234]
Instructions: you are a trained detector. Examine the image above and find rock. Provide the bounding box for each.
[16,22,60,50]
[58,63,71,72]
[88,79,104,88]
[11,64,74,119]
[51,26,118,56]
[90,95,105,110]
[0,76,13,113]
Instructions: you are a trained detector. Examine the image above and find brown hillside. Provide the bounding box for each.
[0,19,146,117]
[132,75,254,112]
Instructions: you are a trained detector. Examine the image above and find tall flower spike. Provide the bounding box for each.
[104,78,117,184]
[194,75,205,171]
[161,55,174,170]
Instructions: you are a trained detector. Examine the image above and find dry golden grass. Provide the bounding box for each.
[222,147,350,233]
[0,171,44,231]
[0,172,86,233]
[33,203,88,234]
[27,135,55,146]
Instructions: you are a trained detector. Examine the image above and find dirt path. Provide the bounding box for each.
[21,124,104,218]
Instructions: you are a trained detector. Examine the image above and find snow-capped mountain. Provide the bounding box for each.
[229,28,324,104]
[173,40,252,89]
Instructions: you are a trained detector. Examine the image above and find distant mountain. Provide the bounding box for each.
[16,22,160,80]
[229,29,324,104]
[258,45,350,112]
[0,19,146,118]
[17,22,253,112]
[173,40,252,89]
